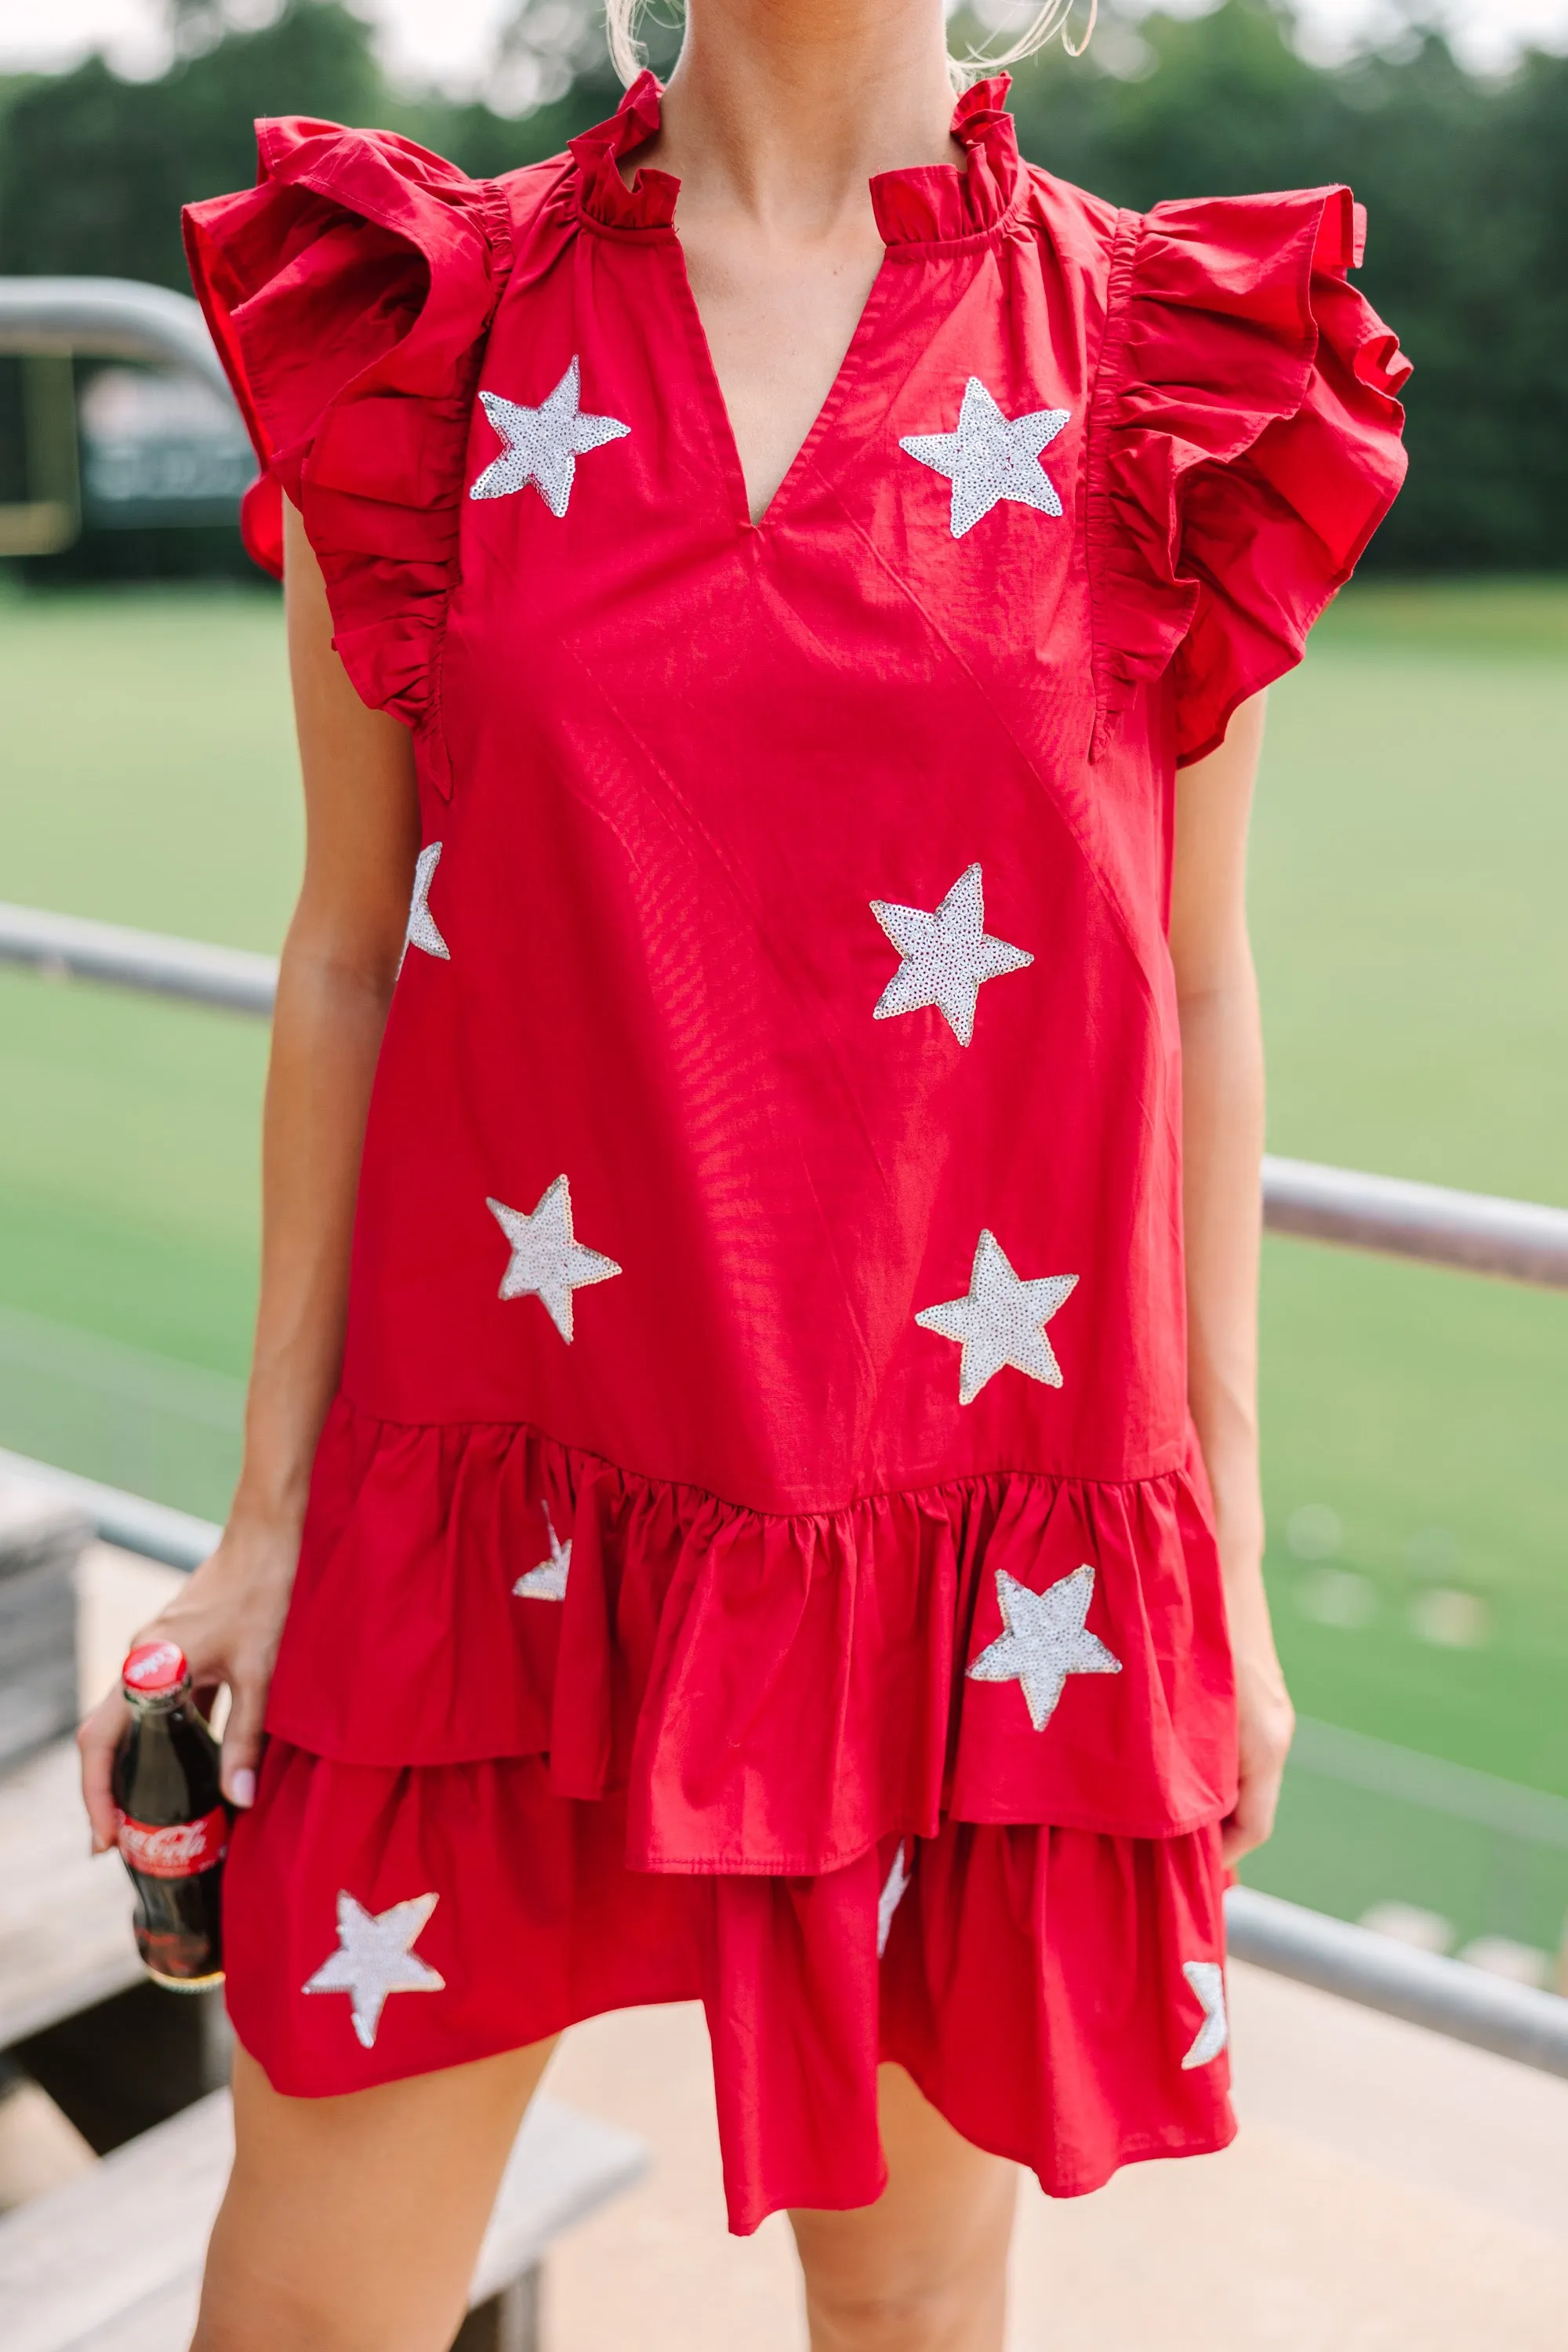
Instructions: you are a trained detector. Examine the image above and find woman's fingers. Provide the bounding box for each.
[1220,1802,1258,1868]
[1222,1659,1294,1867]
[220,1664,268,1809]
[75,1532,297,1845]
[78,1689,129,1854]
[1220,1755,1287,1866]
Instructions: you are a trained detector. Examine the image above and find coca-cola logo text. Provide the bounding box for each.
[119,1806,229,1879]
[122,1640,187,1693]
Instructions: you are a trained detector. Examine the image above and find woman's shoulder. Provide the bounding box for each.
[1053,170,1410,765]
[1021,155,1385,309]
[183,118,550,717]
[252,114,497,203]
[183,122,506,396]
[190,116,574,278]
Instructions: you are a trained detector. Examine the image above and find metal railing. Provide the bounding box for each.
[0,902,276,1018]
[1261,1153,1568,1289]
[0,1445,220,1573]
[4,896,1568,2075]
[8,899,1568,1284]
[0,278,237,406]
[0,278,250,557]
[1225,1885,1568,2075]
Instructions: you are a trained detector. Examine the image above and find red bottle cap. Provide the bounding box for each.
[122,1640,189,1696]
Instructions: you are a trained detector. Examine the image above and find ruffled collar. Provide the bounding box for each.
[572,71,1022,248]
[870,78,1022,246]
[569,72,677,230]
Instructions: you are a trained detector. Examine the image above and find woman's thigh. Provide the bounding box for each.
[194,2036,559,2352]
[789,2064,1018,2352]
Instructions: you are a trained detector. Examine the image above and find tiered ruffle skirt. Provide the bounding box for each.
[227,1402,1237,2230]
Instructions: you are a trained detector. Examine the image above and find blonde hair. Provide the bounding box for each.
[604,0,1096,91]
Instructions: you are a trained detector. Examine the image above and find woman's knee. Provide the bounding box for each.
[191,2039,556,2352]
[191,2263,415,2352]
[192,2180,475,2352]
[794,2071,1017,2352]
[803,2263,1004,2352]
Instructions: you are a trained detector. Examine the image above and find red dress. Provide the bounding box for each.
[185,74,1406,2230]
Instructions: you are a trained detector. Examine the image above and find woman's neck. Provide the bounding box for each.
[643,0,961,236]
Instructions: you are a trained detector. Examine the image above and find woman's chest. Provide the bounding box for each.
[670,204,890,526]
[444,222,1104,764]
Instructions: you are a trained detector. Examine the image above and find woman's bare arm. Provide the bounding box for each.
[236,506,420,1542]
[81,502,419,1843]
[1168,691,1294,1864]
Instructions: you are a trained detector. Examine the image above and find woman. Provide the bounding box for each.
[81,0,1406,2339]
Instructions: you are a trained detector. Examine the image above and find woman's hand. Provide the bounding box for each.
[1221,1563,1296,1865]
[78,1516,299,1853]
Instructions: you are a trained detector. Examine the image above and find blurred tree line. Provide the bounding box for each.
[1,0,1563,570]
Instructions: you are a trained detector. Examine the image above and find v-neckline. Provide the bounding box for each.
[659,231,898,532]
[568,72,1025,532]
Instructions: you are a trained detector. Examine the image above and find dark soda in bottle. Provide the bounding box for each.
[114,1640,230,1989]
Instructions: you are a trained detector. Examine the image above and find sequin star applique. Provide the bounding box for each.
[871,863,1033,1045]
[404,842,449,962]
[1181,1960,1229,2068]
[915,1229,1077,1404]
[486,1175,622,1342]
[900,378,1071,538]
[514,1503,571,1601]
[966,1565,1122,1731]
[303,1890,445,2049]
[470,358,630,515]
[877,1842,913,1958]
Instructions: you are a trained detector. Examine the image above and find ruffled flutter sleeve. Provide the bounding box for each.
[184,118,510,750]
[1092,186,1410,765]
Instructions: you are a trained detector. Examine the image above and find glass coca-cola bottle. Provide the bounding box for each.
[114,1639,230,1989]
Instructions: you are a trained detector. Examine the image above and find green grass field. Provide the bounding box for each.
[2,574,1566,1945]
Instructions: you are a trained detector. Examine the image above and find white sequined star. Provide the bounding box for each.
[871,863,1033,1046]
[303,1890,444,2049]
[470,358,630,516]
[877,1842,913,1958]
[514,1502,571,1600]
[915,1229,1077,1405]
[900,377,1071,539]
[967,1565,1122,1731]
[404,842,449,961]
[486,1175,621,1342]
[1181,1959,1229,2068]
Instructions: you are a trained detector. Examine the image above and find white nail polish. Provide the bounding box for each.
[230,1767,256,1808]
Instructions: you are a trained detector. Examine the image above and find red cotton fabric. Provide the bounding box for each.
[184,75,1407,2232]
